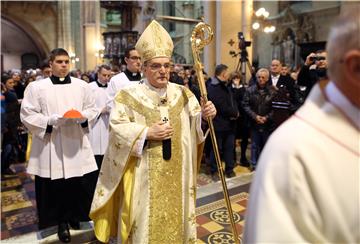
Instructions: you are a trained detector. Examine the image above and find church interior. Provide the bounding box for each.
[1,1,359,243]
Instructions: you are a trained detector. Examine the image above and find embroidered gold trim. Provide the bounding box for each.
[116,87,190,243]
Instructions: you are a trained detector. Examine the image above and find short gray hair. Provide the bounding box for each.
[327,8,360,80]
[256,68,269,78]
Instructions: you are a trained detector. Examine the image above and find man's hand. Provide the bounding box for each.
[201,98,216,120]
[305,52,316,66]
[255,115,267,124]
[48,114,66,127]
[146,121,173,141]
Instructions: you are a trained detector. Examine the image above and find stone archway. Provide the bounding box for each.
[1,15,49,70]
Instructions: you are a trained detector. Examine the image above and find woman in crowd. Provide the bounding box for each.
[229,71,251,167]
[1,75,21,175]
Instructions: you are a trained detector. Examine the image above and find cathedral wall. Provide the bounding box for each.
[1,2,56,55]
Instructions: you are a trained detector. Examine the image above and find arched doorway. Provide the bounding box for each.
[1,17,47,71]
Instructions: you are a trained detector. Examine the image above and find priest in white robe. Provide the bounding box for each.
[244,10,360,243]
[90,20,217,244]
[106,47,142,108]
[20,48,98,243]
[88,64,111,170]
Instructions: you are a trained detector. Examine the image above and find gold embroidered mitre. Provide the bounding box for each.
[135,20,174,62]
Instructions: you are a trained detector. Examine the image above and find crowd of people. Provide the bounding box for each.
[1,51,311,178]
[1,9,358,243]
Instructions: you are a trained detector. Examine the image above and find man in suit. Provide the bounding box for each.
[268,59,298,129]
[208,64,239,180]
[269,59,295,93]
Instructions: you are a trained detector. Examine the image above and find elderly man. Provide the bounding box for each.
[20,48,98,243]
[90,20,216,244]
[244,9,359,243]
[243,68,275,169]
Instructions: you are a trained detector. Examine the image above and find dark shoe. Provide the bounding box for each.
[57,223,71,243]
[211,173,220,182]
[69,220,80,230]
[250,164,256,172]
[225,171,236,178]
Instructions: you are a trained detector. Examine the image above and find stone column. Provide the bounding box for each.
[81,1,101,71]
[57,1,72,51]
[217,1,243,71]
[242,0,253,78]
[203,1,216,76]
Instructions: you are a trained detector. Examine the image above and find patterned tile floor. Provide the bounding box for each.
[1,161,251,243]
[196,183,250,243]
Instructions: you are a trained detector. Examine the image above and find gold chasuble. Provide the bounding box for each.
[90,81,205,244]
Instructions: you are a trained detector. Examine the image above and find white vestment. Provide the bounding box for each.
[244,82,360,243]
[20,77,98,179]
[90,81,206,244]
[106,72,140,108]
[88,81,110,155]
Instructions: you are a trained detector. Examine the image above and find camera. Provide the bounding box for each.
[309,55,326,62]
[238,32,251,50]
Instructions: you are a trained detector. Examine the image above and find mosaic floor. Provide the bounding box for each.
[196,184,250,243]
[1,161,251,243]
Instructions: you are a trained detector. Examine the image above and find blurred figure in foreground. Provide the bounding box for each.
[244,9,360,243]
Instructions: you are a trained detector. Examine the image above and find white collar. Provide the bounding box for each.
[144,79,167,97]
[325,81,360,130]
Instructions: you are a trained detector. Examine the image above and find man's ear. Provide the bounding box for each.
[49,61,53,68]
[344,50,360,80]
[124,57,129,65]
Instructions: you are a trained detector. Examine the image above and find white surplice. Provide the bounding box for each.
[90,81,207,244]
[20,77,98,180]
[88,81,109,155]
[106,72,140,108]
[244,82,360,243]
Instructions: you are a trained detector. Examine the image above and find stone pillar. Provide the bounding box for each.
[57,1,72,51]
[81,1,101,71]
[216,1,243,71]
[203,1,216,76]
[242,0,253,78]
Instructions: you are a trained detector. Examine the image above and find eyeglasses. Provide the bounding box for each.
[129,56,141,61]
[147,63,171,71]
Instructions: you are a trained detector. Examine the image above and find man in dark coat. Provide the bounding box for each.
[243,68,275,169]
[208,64,239,180]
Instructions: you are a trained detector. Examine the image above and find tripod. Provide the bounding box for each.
[235,48,253,86]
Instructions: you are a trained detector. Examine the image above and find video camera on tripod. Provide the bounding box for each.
[229,32,253,84]
[238,32,251,50]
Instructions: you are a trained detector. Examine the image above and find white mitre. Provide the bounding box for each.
[135,20,174,62]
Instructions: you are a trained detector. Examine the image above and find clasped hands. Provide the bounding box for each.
[146,121,173,141]
[146,99,216,140]
[255,115,267,124]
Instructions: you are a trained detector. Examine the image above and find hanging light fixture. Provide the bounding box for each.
[252,7,276,33]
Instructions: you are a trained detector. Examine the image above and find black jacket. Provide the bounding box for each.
[169,72,184,85]
[297,65,327,98]
[208,77,238,132]
[269,74,301,109]
[242,84,275,131]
